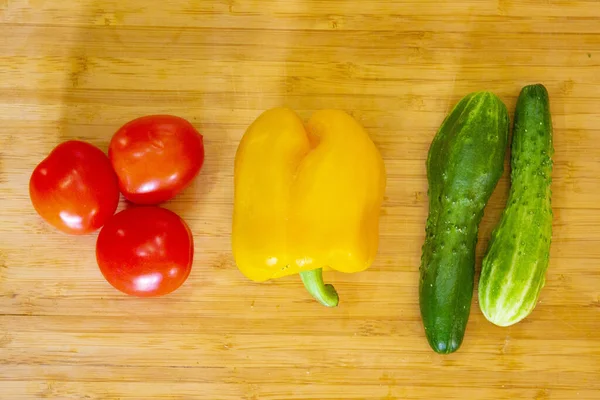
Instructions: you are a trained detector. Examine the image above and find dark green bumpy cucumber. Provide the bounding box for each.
[478,84,554,327]
[420,91,509,354]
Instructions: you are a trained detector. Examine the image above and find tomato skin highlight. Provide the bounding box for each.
[95,206,194,297]
[108,115,205,205]
[29,140,120,235]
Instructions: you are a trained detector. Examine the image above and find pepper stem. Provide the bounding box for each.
[299,268,339,307]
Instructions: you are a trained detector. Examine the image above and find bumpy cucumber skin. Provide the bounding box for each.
[479,84,554,327]
[420,92,509,354]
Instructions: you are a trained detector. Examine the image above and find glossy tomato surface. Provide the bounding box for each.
[29,140,120,235]
[108,115,205,205]
[96,206,194,297]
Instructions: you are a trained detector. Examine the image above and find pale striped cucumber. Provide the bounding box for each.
[478,84,554,327]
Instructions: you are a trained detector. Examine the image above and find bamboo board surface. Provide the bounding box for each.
[1,1,599,399]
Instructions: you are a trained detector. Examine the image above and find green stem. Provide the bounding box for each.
[299,268,339,307]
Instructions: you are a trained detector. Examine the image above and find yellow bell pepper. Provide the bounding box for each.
[232,108,386,306]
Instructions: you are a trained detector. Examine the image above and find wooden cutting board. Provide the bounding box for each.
[1,1,599,399]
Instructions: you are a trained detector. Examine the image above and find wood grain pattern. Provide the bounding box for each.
[1,1,599,399]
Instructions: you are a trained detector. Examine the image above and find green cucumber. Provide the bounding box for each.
[478,84,554,327]
[420,91,509,354]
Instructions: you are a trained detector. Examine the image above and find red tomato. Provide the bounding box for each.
[29,140,120,235]
[95,206,194,297]
[108,115,205,205]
